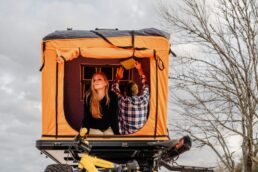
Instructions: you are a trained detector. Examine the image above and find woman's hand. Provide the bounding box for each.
[116,67,124,80]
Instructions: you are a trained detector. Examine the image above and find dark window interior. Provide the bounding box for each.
[101,67,113,80]
[84,66,96,79]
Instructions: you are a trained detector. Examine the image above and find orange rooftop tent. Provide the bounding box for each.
[40,28,171,139]
[36,29,191,170]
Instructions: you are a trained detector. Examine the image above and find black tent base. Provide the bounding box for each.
[36,136,196,171]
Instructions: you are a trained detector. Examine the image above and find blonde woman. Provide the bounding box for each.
[82,72,119,135]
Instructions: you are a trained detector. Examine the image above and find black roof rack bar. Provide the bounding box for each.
[160,160,214,172]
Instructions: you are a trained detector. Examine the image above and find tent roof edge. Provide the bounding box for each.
[43,28,170,41]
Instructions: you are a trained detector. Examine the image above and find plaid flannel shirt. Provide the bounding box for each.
[111,77,149,134]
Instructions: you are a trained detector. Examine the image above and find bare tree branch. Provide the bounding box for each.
[158,0,258,171]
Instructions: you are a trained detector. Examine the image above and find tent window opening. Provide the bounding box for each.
[63,57,150,132]
[80,64,133,101]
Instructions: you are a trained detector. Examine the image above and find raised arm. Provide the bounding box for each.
[135,61,147,85]
[111,67,124,97]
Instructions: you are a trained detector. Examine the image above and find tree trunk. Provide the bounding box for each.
[242,110,254,172]
[242,143,253,172]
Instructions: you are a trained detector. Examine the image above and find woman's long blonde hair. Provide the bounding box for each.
[86,72,110,119]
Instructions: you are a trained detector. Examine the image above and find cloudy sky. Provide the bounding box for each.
[0,0,219,171]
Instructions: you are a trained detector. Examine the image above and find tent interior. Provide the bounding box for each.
[64,57,150,132]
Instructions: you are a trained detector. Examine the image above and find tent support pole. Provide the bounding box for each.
[55,62,58,138]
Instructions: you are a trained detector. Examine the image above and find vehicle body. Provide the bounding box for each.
[36,28,191,171]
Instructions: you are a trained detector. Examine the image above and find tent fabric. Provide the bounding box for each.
[41,28,171,140]
[56,48,80,63]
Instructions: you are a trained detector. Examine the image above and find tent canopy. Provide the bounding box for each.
[41,28,171,140]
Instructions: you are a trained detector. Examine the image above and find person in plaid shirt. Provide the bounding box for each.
[111,61,149,134]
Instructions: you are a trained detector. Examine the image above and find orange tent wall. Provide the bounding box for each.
[41,36,170,138]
